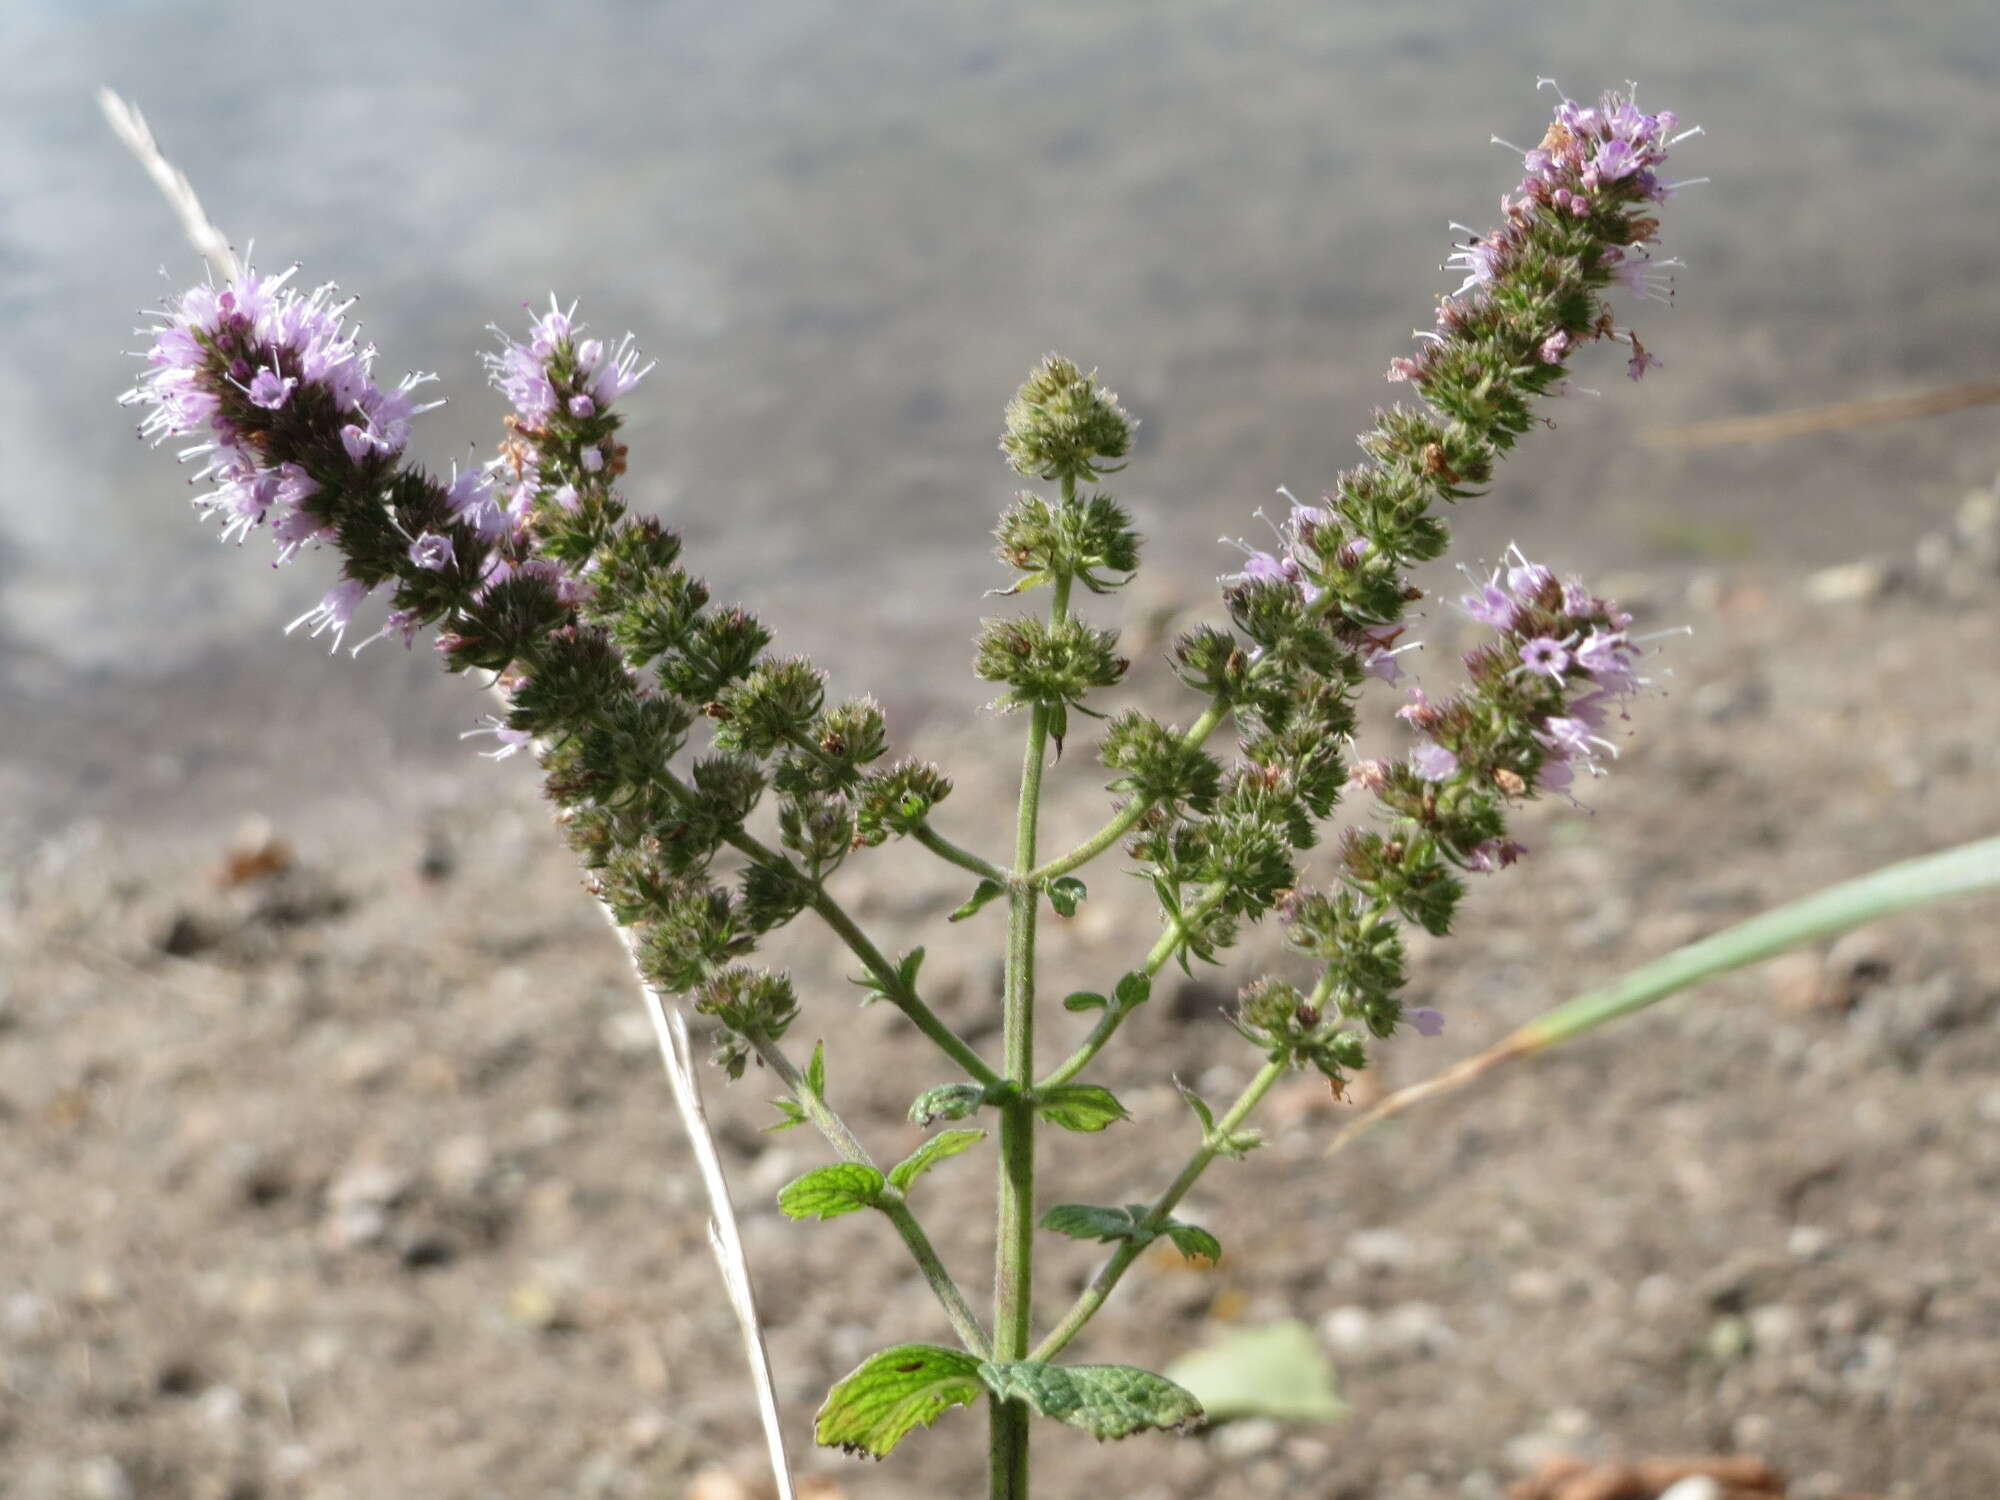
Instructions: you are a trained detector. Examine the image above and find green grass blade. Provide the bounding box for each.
[1517,835,2000,1051]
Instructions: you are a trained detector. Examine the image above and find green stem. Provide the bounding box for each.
[779,727,1009,886]
[1030,1053,1288,1364]
[912,821,1013,886]
[755,1037,992,1357]
[1025,697,1228,885]
[1035,881,1231,1091]
[659,766,1001,1089]
[990,532,1076,1500]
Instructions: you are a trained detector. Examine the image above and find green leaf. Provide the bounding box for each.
[778,1162,885,1220]
[908,1082,985,1127]
[1163,1320,1344,1425]
[814,1343,985,1457]
[1175,1078,1215,1133]
[887,1129,985,1194]
[804,1040,827,1099]
[1040,1203,1141,1244]
[897,947,926,987]
[949,879,1007,923]
[1035,1083,1130,1133]
[1163,1221,1222,1265]
[979,1361,1204,1440]
[1113,971,1152,1010]
[764,1097,808,1133]
[1047,876,1088,918]
[1062,990,1108,1013]
[1214,1128,1263,1161]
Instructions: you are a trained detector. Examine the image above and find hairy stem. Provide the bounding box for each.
[990,528,1077,1500]
[754,1037,991,1356]
[657,765,1002,1088]
[1025,697,1228,885]
[1030,1052,1288,1364]
[1035,881,1231,1090]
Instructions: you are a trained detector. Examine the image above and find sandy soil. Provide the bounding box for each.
[5,505,1999,1500]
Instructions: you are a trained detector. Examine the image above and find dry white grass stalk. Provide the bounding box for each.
[100,86,794,1498]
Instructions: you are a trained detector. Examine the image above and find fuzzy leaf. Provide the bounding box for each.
[1175,1078,1216,1133]
[1035,1083,1130,1133]
[815,1344,985,1457]
[887,1129,986,1194]
[949,879,1008,923]
[979,1361,1204,1441]
[1040,1203,1141,1244]
[908,1082,985,1127]
[805,1040,827,1099]
[778,1162,885,1220]
[1163,1221,1222,1265]
[1113,971,1152,1010]
[1047,876,1088,918]
[1062,990,1109,1013]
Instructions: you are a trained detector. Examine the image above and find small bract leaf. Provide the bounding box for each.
[1040,1203,1141,1244]
[815,1343,985,1457]
[1175,1078,1216,1133]
[1163,1221,1222,1265]
[1162,1319,1344,1425]
[1062,990,1109,1013]
[979,1361,1204,1441]
[908,1082,984,1127]
[778,1162,885,1220]
[1035,1083,1130,1133]
[949,879,1007,923]
[887,1129,985,1194]
[1113,971,1152,1010]
[1047,876,1088,917]
[805,1040,827,1099]
[764,1097,808,1133]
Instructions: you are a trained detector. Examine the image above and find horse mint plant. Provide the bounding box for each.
[121,83,1699,1498]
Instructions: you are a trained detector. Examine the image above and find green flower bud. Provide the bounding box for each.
[1000,354,1134,483]
[689,752,768,825]
[1169,624,1247,699]
[1339,829,1464,937]
[507,625,630,735]
[778,792,856,876]
[739,857,815,932]
[712,656,826,757]
[1099,711,1223,816]
[637,882,753,992]
[660,606,774,703]
[695,966,800,1080]
[854,759,954,845]
[444,566,572,674]
[994,490,1141,593]
[974,616,1127,714]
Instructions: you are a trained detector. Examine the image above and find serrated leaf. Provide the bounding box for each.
[1113,971,1152,1010]
[1163,1221,1222,1265]
[778,1162,885,1220]
[1040,1203,1142,1244]
[1035,1083,1129,1133]
[979,1361,1204,1441]
[1062,990,1109,1013]
[908,1082,985,1127]
[949,879,1007,923]
[1163,1320,1344,1425]
[887,1129,985,1194]
[805,1040,827,1099]
[1047,876,1088,918]
[814,1343,985,1457]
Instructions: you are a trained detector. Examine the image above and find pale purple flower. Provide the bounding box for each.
[340,424,374,462]
[1625,334,1662,381]
[1518,636,1570,678]
[1575,630,1637,691]
[568,394,596,419]
[1412,740,1459,782]
[1538,331,1570,364]
[580,446,604,473]
[1407,1007,1446,1038]
[1507,559,1555,598]
[462,716,534,760]
[246,368,296,409]
[1386,355,1424,383]
[286,578,371,651]
[408,531,455,572]
[1460,581,1517,630]
[550,483,582,513]
[1467,839,1527,872]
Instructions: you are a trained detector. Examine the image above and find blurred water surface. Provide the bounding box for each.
[4,0,1997,836]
